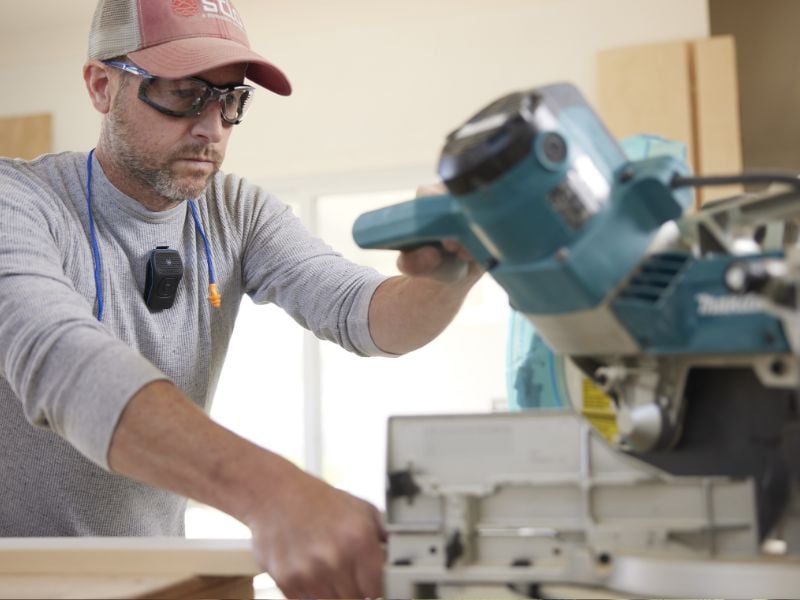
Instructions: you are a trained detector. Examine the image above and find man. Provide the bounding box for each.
[0,0,481,597]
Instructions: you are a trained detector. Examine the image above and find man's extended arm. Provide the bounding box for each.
[368,241,484,354]
[108,379,385,599]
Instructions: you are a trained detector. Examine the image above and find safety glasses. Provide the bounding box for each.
[103,60,255,125]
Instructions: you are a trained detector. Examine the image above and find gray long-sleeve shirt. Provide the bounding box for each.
[0,151,388,536]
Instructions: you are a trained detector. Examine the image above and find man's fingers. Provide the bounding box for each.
[415,182,447,198]
[441,239,475,262]
[255,490,387,599]
[271,550,361,599]
[350,508,386,599]
[355,538,386,599]
[248,466,388,599]
[398,244,471,283]
[396,241,474,277]
[397,245,443,275]
[373,507,388,543]
[313,559,361,600]
[441,239,461,252]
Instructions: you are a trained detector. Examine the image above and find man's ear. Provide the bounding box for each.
[83,61,115,115]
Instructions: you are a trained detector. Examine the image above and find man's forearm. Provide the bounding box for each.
[367,268,483,355]
[107,380,386,598]
[107,379,296,526]
[104,276,476,592]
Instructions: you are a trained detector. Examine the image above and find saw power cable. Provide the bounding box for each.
[672,172,800,189]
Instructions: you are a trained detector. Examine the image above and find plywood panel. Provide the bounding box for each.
[597,37,745,208]
[692,36,743,203]
[0,574,190,600]
[139,575,254,599]
[0,537,260,575]
[0,574,254,600]
[0,113,52,159]
[597,41,695,168]
[0,538,259,599]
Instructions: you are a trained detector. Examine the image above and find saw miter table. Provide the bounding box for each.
[353,83,800,598]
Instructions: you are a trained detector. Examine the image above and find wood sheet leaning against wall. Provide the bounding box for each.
[597,36,743,208]
[0,113,53,160]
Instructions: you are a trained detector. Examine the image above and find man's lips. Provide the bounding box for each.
[175,157,219,169]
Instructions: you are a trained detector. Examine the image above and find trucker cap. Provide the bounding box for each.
[87,0,292,95]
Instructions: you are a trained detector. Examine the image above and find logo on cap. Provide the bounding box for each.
[171,0,201,17]
[167,0,245,30]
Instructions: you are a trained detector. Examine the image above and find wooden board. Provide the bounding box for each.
[0,113,52,159]
[0,574,254,600]
[597,40,695,168]
[0,538,260,599]
[0,537,260,576]
[0,574,196,600]
[138,575,255,599]
[691,35,744,203]
[597,37,745,208]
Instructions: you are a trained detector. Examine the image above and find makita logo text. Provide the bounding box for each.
[695,293,765,316]
[200,0,245,29]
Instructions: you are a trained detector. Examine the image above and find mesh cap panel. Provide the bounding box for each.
[88,0,141,60]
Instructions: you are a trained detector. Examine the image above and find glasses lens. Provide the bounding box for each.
[220,87,254,124]
[137,72,254,124]
[143,78,208,115]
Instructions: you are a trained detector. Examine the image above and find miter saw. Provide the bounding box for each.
[352,83,800,598]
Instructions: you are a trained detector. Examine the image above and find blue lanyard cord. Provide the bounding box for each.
[188,200,215,283]
[189,199,222,308]
[86,149,105,322]
[85,151,221,317]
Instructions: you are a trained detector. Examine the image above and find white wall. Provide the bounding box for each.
[0,0,709,182]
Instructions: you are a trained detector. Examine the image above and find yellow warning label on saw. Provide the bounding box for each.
[581,378,618,442]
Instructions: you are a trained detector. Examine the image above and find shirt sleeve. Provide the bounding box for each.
[0,165,168,469]
[233,179,393,357]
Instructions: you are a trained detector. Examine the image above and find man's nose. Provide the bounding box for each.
[191,99,227,143]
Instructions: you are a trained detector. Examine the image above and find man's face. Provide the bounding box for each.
[102,62,248,205]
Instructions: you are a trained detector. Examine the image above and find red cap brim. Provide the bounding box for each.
[128,37,291,96]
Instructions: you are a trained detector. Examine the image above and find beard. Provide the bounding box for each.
[102,98,223,204]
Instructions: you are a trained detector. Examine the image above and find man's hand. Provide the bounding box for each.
[247,465,386,599]
[109,380,386,599]
[396,183,484,283]
[397,239,482,282]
